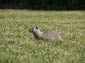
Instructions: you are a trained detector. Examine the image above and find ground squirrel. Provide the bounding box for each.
[29,27,63,41]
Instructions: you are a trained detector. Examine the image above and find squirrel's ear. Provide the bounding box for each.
[36,27,38,29]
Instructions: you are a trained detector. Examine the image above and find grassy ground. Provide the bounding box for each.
[0,10,85,63]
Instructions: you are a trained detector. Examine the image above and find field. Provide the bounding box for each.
[0,10,85,63]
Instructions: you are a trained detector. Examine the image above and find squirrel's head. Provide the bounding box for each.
[29,27,40,33]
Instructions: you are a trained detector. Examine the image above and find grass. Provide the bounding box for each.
[0,10,85,63]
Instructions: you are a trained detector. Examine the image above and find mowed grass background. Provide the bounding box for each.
[0,10,85,63]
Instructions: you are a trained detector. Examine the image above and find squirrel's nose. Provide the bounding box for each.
[29,29,33,33]
[29,29,31,32]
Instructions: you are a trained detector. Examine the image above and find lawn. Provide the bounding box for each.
[0,10,85,63]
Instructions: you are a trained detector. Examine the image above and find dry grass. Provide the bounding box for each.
[0,10,85,63]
